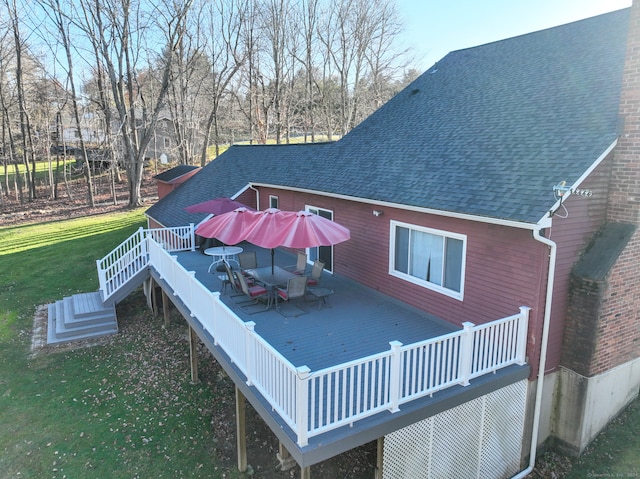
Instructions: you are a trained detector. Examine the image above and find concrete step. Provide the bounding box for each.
[47,292,118,345]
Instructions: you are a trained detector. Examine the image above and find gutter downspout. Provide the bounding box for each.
[511,227,557,479]
[249,185,260,210]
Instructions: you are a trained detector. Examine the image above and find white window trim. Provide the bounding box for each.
[305,205,335,273]
[269,195,279,209]
[389,220,466,301]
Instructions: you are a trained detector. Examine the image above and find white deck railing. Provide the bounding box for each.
[97,225,195,302]
[144,236,530,447]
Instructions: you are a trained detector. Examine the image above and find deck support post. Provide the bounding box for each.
[235,386,248,473]
[375,437,384,479]
[162,290,170,327]
[150,278,159,318]
[300,466,311,479]
[276,441,297,471]
[189,326,199,382]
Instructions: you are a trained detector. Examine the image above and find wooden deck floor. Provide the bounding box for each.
[175,243,458,372]
[167,243,529,467]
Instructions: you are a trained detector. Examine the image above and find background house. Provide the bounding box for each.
[141,5,639,477]
[145,116,178,164]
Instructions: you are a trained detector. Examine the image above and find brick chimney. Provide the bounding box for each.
[555,5,640,456]
[608,0,640,224]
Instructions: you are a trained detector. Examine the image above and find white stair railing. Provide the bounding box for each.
[96,225,195,303]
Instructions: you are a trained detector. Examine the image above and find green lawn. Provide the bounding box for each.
[563,397,640,478]
[0,210,226,478]
[1,210,639,478]
[2,158,79,180]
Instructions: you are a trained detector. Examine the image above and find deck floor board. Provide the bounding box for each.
[164,243,529,466]
[175,244,457,372]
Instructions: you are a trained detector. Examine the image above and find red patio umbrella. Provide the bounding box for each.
[276,210,351,249]
[245,209,350,273]
[194,207,259,245]
[244,208,297,249]
[185,197,253,215]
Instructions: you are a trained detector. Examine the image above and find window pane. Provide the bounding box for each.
[444,238,463,292]
[409,230,429,279]
[429,234,444,285]
[395,226,409,274]
[409,231,443,285]
[392,222,464,297]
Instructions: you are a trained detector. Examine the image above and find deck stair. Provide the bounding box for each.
[47,292,118,344]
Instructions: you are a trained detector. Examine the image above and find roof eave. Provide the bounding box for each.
[539,138,618,226]
[250,182,547,231]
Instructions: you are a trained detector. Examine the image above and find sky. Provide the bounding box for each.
[395,0,632,71]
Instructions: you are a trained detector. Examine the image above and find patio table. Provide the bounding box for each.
[307,287,334,309]
[205,246,243,272]
[245,266,297,309]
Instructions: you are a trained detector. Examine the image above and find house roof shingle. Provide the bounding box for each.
[147,8,629,227]
[153,164,200,183]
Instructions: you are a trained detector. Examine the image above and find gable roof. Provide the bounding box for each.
[147,8,629,228]
[146,143,335,227]
[153,164,200,183]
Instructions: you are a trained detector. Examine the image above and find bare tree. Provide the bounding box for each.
[4,0,37,200]
[239,0,261,144]
[199,0,246,163]
[77,0,194,207]
[298,0,320,142]
[38,0,96,206]
[0,19,18,202]
[0,64,22,203]
[0,0,415,202]
[260,0,294,144]
[165,4,211,166]
[85,62,121,205]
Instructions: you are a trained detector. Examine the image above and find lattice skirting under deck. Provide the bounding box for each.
[383,380,527,479]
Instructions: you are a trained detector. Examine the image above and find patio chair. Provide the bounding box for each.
[306,259,325,286]
[238,251,257,274]
[217,269,232,293]
[223,261,252,297]
[235,272,269,313]
[285,252,307,275]
[276,275,308,316]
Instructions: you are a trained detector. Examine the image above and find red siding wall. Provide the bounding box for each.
[235,189,258,210]
[157,182,174,200]
[256,186,551,372]
[156,169,201,200]
[258,150,614,374]
[545,157,612,371]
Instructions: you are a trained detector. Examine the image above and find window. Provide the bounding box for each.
[390,220,466,299]
[306,205,334,272]
[164,137,170,148]
[269,195,279,209]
